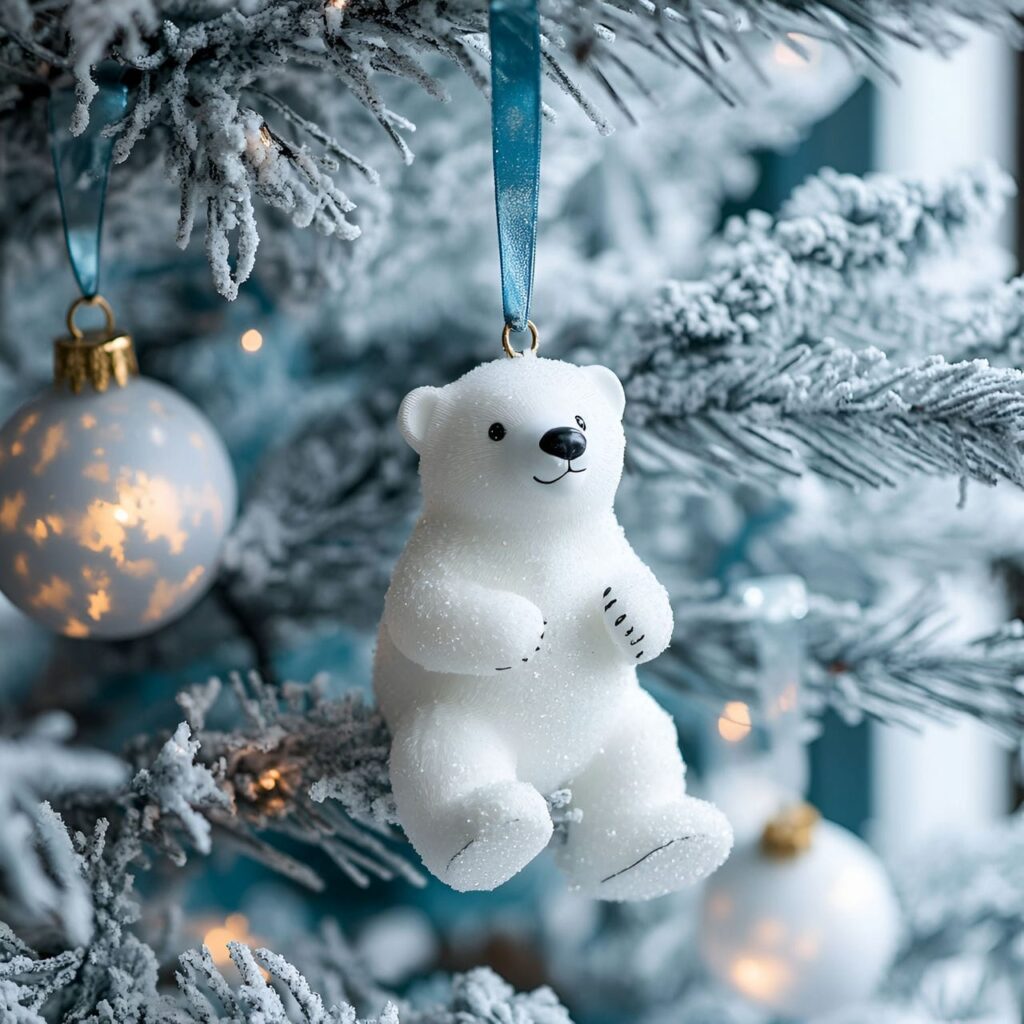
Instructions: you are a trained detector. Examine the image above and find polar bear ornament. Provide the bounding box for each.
[373,352,733,900]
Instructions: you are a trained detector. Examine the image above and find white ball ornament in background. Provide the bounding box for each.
[700,803,901,1020]
[0,296,236,639]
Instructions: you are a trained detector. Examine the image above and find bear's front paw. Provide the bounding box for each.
[492,595,546,674]
[600,580,673,665]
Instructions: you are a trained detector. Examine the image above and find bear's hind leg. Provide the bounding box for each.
[390,705,553,891]
[554,690,732,901]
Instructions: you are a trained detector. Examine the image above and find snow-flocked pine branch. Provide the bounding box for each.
[627,340,1024,490]
[3,3,1023,297]
[629,165,1014,356]
[657,592,1024,739]
[221,384,419,634]
[0,803,569,1023]
[619,166,1024,489]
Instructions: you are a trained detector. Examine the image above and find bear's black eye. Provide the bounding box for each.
[575,415,586,431]
[488,422,506,442]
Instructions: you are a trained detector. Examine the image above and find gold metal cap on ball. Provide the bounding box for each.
[54,295,139,395]
[760,802,821,858]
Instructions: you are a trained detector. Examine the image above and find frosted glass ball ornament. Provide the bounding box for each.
[0,298,236,639]
[700,803,901,1020]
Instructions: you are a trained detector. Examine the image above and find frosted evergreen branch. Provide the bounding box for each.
[625,339,1024,490]
[0,927,82,1021]
[943,277,1024,364]
[0,675,418,928]
[890,809,1024,991]
[658,593,1024,739]
[31,671,586,906]
[0,714,126,946]
[872,276,1024,366]
[170,940,387,1024]
[621,168,1023,486]
[807,599,1024,737]
[1,674,1020,1017]
[169,949,570,1024]
[1,813,571,1023]
[132,721,234,860]
[2,5,1022,297]
[409,965,572,1024]
[755,260,1024,368]
[155,672,422,891]
[629,165,1014,356]
[221,385,419,634]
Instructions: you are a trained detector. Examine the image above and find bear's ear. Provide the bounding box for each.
[584,364,626,419]
[398,386,441,454]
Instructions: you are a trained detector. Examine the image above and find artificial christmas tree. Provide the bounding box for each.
[2,2,1024,1022]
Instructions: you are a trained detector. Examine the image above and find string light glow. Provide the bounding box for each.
[718,701,753,743]
[240,329,263,353]
[201,913,269,979]
[772,32,822,69]
[730,954,790,1002]
[203,914,255,967]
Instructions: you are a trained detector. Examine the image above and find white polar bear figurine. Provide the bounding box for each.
[373,352,733,900]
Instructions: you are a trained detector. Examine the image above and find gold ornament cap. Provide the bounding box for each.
[760,802,820,859]
[54,295,139,394]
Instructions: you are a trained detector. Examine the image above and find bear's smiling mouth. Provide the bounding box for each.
[533,465,587,486]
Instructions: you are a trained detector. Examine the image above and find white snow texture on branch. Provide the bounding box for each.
[3,1,1024,296]
[621,166,1024,489]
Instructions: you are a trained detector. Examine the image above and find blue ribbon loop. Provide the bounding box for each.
[489,0,541,334]
[48,74,128,299]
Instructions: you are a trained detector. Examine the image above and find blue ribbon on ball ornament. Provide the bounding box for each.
[48,70,128,299]
[489,0,542,335]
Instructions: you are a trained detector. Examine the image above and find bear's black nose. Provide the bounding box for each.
[539,427,587,461]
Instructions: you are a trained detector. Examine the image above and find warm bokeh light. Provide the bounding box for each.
[776,681,798,713]
[772,32,821,69]
[730,954,789,1001]
[705,889,733,922]
[203,913,253,966]
[258,767,282,791]
[793,931,821,961]
[241,329,264,353]
[718,700,752,742]
[752,918,787,946]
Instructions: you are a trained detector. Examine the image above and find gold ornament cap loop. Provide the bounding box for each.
[66,294,116,340]
[502,320,540,359]
[760,802,820,859]
[55,295,139,394]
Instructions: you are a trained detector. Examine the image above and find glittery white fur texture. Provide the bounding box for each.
[374,354,732,899]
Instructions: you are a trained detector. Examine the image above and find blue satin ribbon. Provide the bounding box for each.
[48,73,128,298]
[489,0,541,334]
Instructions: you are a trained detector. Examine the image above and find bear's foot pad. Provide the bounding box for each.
[442,781,553,892]
[559,796,733,901]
